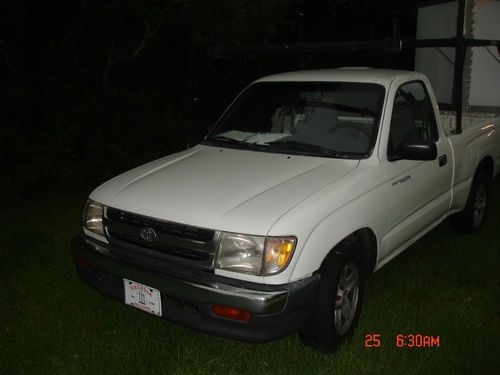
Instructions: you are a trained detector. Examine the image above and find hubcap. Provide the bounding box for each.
[334,262,360,335]
[472,184,487,227]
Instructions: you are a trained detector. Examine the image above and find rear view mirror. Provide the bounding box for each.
[397,139,437,161]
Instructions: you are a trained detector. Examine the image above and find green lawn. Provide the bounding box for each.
[3,179,499,375]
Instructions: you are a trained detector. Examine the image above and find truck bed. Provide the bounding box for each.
[440,111,500,135]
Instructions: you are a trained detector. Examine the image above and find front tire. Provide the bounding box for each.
[299,237,365,352]
[451,170,490,234]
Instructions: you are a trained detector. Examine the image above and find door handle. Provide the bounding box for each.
[438,154,447,167]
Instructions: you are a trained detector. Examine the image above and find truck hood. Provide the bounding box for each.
[90,145,359,234]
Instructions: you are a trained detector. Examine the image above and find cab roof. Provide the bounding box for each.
[255,67,424,87]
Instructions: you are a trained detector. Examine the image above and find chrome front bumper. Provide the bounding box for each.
[71,234,319,341]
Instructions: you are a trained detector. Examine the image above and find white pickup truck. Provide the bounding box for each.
[72,68,500,352]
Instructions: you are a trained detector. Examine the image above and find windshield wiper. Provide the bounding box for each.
[204,136,263,150]
[269,140,354,159]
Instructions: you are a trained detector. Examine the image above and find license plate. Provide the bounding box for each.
[123,279,162,316]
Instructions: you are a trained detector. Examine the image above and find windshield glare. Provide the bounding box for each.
[204,81,386,159]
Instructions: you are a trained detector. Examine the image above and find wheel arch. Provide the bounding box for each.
[355,228,378,274]
[450,154,493,234]
[317,228,378,275]
[476,155,494,181]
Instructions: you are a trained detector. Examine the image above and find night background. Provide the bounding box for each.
[2,1,499,374]
[1,0,418,197]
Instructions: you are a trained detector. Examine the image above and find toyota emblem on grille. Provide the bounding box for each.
[140,227,157,243]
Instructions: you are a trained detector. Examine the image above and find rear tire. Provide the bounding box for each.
[451,170,490,234]
[299,237,365,352]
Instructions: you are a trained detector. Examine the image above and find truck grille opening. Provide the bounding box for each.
[104,207,216,262]
[106,208,214,242]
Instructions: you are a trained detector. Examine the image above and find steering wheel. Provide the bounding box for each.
[331,123,371,143]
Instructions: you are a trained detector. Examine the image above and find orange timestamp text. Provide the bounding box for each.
[365,333,440,348]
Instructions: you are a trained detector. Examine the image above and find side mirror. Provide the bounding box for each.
[390,139,437,161]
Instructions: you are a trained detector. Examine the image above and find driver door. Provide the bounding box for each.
[382,81,453,255]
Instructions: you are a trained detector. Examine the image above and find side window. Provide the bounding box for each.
[387,81,439,158]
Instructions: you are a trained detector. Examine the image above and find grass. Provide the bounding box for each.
[2,178,500,375]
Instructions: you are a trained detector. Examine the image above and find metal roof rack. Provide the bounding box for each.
[210,0,500,134]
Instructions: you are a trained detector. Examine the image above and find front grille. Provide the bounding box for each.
[104,207,216,265]
[106,208,214,242]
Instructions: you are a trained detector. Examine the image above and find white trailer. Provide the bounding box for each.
[415,0,500,112]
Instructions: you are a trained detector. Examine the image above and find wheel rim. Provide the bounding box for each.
[472,184,487,227]
[334,262,360,335]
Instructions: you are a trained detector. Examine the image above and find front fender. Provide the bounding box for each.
[288,188,385,281]
[265,161,388,284]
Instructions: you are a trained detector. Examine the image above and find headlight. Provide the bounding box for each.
[216,232,296,276]
[83,199,105,238]
[216,233,265,274]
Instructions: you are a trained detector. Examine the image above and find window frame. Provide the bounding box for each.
[204,81,387,160]
[386,79,440,160]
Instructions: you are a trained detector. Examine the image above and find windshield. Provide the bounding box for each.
[203,81,386,159]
